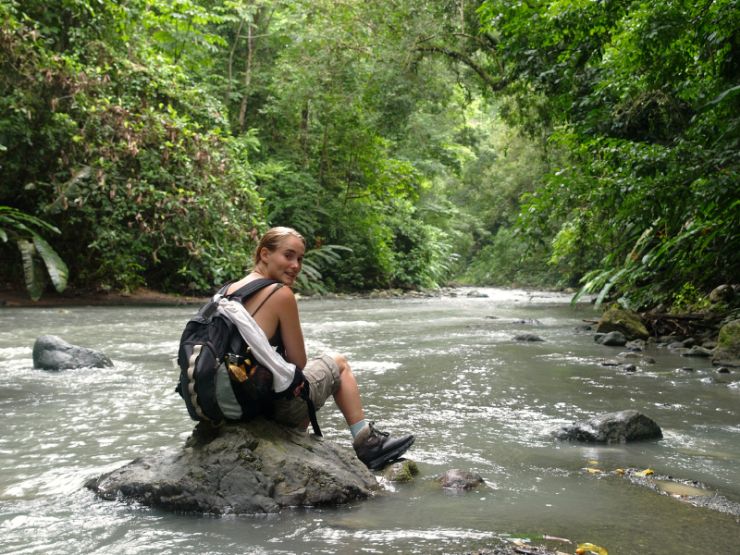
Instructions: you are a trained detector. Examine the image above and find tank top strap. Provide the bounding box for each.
[250,283,284,316]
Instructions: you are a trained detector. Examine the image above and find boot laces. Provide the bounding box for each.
[367,422,389,440]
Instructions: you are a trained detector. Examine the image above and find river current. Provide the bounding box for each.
[1,288,738,554]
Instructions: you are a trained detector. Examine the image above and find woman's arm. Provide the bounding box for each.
[272,286,307,368]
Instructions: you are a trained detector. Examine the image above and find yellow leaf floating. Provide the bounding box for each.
[634,468,654,477]
[576,542,609,555]
[614,468,625,475]
[584,467,602,474]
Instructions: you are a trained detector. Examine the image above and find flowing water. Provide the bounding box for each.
[1,288,738,554]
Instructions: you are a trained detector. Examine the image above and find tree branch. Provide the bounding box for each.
[415,45,508,92]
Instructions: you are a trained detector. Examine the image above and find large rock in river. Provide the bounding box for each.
[86,419,379,514]
[33,334,113,370]
[553,410,662,443]
[712,318,740,367]
[595,308,649,340]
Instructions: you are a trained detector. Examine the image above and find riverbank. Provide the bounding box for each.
[0,285,497,307]
[0,287,208,307]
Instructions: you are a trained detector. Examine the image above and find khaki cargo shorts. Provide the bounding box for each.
[272,354,341,427]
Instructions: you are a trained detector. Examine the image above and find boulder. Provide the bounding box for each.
[713,319,740,367]
[33,335,113,370]
[709,284,734,304]
[595,308,649,340]
[553,410,662,443]
[86,419,378,514]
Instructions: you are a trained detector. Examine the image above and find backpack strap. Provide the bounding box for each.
[226,278,280,303]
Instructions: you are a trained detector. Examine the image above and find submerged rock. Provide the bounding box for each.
[436,469,484,491]
[553,410,662,443]
[86,419,378,514]
[513,333,545,342]
[32,335,113,370]
[623,468,740,517]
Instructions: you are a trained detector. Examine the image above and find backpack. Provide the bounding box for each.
[176,279,281,424]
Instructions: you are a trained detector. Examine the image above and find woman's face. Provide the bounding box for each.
[260,235,305,286]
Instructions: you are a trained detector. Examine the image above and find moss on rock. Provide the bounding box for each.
[596,308,649,340]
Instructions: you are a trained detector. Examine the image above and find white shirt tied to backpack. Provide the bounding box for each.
[217,297,297,394]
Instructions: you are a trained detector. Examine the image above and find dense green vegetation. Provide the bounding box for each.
[1,0,737,310]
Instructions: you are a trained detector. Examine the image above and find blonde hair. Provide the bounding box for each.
[254,227,306,265]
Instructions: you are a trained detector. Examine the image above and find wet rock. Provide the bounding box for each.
[467,290,489,298]
[468,545,559,555]
[625,339,645,351]
[595,331,627,346]
[621,363,637,372]
[716,367,731,374]
[436,469,484,491]
[513,333,545,342]
[622,468,740,517]
[553,410,662,443]
[682,346,714,358]
[32,335,113,370]
[618,352,656,364]
[86,419,378,514]
[712,319,740,367]
[383,460,419,482]
[595,308,649,340]
[676,367,695,373]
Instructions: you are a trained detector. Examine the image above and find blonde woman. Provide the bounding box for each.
[223,227,414,470]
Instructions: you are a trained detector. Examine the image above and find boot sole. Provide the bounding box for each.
[366,435,415,470]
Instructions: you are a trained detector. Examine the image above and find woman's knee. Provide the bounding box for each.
[331,353,351,374]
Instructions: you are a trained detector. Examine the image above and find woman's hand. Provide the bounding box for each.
[292,380,305,398]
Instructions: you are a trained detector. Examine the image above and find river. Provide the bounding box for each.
[1,288,738,554]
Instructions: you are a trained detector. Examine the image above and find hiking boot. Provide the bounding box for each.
[352,422,415,470]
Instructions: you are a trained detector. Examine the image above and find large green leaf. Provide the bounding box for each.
[33,234,69,292]
[18,239,44,301]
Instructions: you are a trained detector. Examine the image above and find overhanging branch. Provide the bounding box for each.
[415,45,508,92]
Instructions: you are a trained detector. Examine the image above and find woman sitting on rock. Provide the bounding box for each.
[225,226,414,470]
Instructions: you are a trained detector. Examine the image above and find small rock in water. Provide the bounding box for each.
[383,460,419,482]
[595,331,627,346]
[682,346,714,358]
[436,469,484,491]
[513,333,545,342]
[625,339,645,351]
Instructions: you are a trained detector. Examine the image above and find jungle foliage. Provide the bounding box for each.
[1,0,737,308]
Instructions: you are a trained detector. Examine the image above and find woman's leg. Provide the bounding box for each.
[331,354,365,427]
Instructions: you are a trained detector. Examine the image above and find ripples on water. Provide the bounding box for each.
[1,289,738,554]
